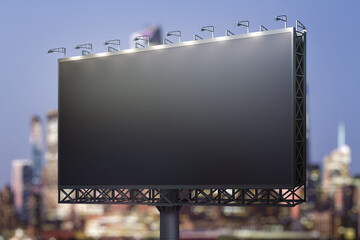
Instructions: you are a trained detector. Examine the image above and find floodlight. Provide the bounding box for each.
[75,43,93,55]
[104,39,120,51]
[260,25,268,31]
[200,26,214,38]
[274,15,287,28]
[296,20,306,32]
[47,47,66,57]
[134,35,150,47]
[236,20,250,33]
[167,30,181,43]
[194,34,203,40]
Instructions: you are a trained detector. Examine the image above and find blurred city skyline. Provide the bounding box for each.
[1,0,360,187]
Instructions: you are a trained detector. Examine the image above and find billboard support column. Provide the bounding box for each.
[157,189,181,240]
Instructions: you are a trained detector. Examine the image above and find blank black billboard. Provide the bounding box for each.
[59,28,297,189]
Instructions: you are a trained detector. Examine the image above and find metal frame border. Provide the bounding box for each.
[58,28,306,207]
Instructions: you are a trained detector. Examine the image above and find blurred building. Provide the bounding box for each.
[30,116,43,186]
[353,176,360,238]
[11,159,32,223]
[42,111,59,222]
[307,164,321,209]
[28,192,42,239]
[0,185,17,233]
[313,210,333,238]
[83,206,158,239]
[342,185,357,235]
[323,122,352,196]
[129,26,162,48]
[28,116,44,238]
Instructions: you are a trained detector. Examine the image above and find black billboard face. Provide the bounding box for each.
[59,28,301,189]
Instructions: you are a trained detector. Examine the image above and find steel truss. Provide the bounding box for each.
[294,29,306,188]
[59,29,306,207]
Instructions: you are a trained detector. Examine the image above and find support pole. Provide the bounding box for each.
[156,189,181,240]
[157,206,181,240]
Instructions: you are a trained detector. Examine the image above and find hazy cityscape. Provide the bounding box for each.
[1,1,360,240]
[0,109,358,239]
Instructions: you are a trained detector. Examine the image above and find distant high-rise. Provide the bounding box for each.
[353,176,360,238]
[323,122,352,196]
[11,159,32,223]
[307,164,321,206]
[30,116,43,185]
[0,185,17,233]
[42,110,59,221]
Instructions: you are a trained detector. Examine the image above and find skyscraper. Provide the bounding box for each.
[323,122,352,197]
[11,159,32,223]
[30,116,43,186]
[42,110,59,221]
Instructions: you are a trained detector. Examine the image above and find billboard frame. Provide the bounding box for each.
[58,28,306,207]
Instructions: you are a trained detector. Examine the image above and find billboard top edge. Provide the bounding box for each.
[59,27,294,63]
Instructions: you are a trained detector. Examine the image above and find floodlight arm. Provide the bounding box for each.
[163,38,173,44]
[200,25,214,38]
[82,50,91,56]
[296,20,306,32]
[104,39,120,51]
[236,20,250,33]
[47,47,66,57]
[134,35,150,47]
[260,25,268,31]
[107,46,118,52]
[194,34,203,40]
[226,30,234,36]
[166,30,181,43]
[135,42,145,48]
[75,43,93,54]
[274,15,287,28]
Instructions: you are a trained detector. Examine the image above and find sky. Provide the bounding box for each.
[0,0,359,187]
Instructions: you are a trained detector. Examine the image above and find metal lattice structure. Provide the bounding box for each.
[59,28,306,207]
[294,29,306,188]
[59,187,305,206]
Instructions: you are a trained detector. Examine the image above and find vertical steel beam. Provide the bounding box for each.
[157,189,181,240]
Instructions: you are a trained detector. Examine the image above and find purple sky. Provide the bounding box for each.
[0,0,359,187]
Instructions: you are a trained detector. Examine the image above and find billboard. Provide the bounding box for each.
[58,28,306,192]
